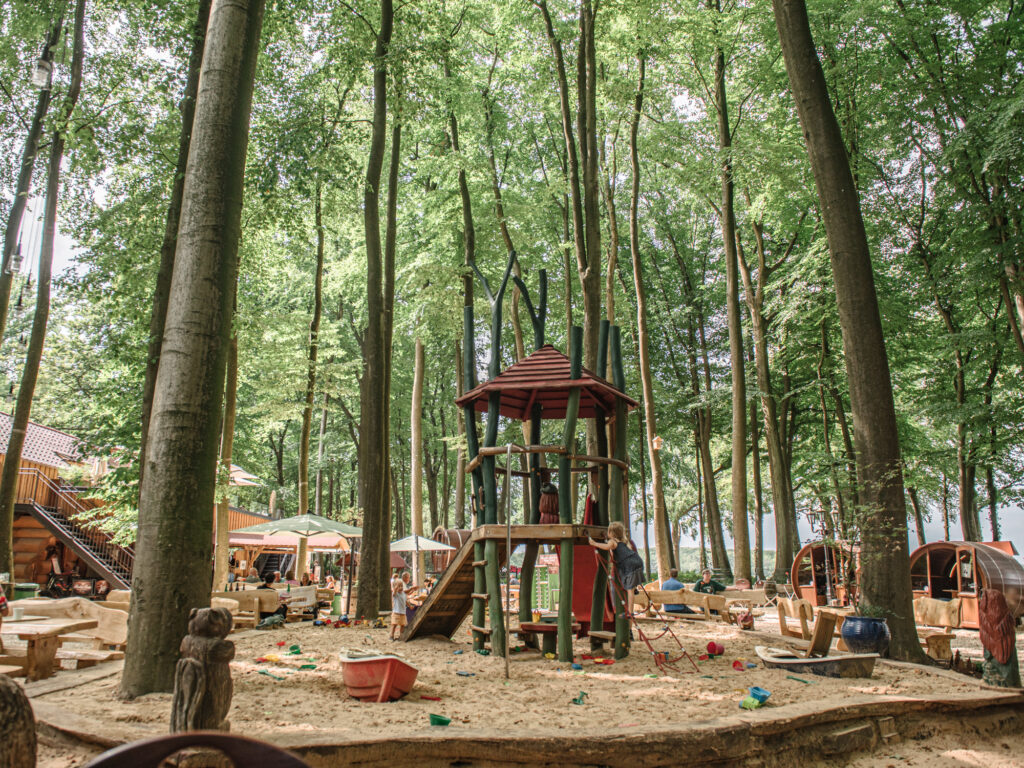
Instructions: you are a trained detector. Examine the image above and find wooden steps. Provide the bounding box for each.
[402,535,508,642]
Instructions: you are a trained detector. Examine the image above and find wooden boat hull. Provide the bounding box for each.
[340,654,418,702]
[755,646,877,678]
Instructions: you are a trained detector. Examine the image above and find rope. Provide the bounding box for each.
[596,553,699,675]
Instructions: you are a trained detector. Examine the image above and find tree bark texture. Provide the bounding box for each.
[212,330,238,590]
[711,9,748,583]
[410,336,425,585]
[122,0,265,695]
[139,0,212,486]
[298,181,326,548]
[626,55,669,580]
[0,0,85,587]
[356,0,395,618]
[772,0,922,661]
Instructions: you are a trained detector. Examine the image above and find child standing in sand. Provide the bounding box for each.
[588,521,644,619]
[390,572,405,640]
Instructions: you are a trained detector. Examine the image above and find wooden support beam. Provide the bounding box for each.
[472,560,487,567]
[470,625,492,635]
[466,444,566,474]
[471,593,489,600]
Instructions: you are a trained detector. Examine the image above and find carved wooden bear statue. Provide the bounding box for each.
[171,606,235,732]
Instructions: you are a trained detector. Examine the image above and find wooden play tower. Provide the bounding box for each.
[402,254,638,661]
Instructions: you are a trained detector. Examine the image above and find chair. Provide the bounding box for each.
[802,611,838,658]
[777,597,814,639]
[84,731,308,767]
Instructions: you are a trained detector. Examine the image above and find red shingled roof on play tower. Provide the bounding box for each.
[455,344,638,421]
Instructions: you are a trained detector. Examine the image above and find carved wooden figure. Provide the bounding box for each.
[171,607,235,732]
[978,589,1021,688]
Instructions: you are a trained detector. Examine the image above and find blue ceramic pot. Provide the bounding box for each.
[841,615,890,655]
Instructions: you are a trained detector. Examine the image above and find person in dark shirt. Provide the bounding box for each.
[660,568,694,614]
[693,569,726,595]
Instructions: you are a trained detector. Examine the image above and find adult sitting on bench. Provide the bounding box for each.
[660,569,694,615]
[257,573,290,620]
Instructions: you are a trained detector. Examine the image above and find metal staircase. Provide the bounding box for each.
[15,468,133,589]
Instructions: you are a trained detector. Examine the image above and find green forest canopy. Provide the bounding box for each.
[1,0,1021,578]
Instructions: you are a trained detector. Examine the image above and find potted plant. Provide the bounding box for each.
[842,602,890,655]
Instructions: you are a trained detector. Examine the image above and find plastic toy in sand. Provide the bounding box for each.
[571,691,588,705]
[429,714,451,726]
[707,641,724,657]
[739,686,771,710]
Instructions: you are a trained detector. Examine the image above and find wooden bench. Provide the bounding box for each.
[0,663,25,677]
[516,622,581,654]
[56,648,125,669]
[636,589,727,621]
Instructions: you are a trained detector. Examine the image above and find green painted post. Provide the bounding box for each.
[610,325,631,658]
[558,326,583,662]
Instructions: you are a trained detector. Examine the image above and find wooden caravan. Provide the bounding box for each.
[909,540,1024,629]
[790,540,859,607]
[430,527,471,573]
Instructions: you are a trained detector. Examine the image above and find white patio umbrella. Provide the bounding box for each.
[390,535,454,583]
[389,535,455,552]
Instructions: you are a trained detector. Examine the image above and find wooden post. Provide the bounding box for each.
[558,326,583,661]
[504,443,513,677]
[519,402,543,624]
[590,320,611,643]
[610,325,630,658]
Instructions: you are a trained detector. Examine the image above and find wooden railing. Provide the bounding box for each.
[16,467,134,584]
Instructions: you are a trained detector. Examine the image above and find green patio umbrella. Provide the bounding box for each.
[233,513,362,538]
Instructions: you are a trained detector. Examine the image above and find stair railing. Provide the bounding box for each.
[16,467,134,581]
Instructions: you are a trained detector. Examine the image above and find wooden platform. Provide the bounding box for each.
[402,525,604,642]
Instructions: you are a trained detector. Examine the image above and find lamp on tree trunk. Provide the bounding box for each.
[31,58,52,89]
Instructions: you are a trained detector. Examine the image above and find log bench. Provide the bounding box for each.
[55,648,125,669]
[516,622,581,654]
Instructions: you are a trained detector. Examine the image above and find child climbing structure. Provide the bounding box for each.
[401,253,639,662]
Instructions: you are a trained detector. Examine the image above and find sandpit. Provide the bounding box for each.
[32,615,1022,754]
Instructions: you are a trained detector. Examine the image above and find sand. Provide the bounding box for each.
[33,613,1019,746]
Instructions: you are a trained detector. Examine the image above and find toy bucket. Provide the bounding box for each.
[749,686,771,704]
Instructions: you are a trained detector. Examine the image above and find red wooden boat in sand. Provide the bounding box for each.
[339,650,418,702]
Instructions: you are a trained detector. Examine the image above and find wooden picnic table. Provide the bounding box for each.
[0,617,98,681]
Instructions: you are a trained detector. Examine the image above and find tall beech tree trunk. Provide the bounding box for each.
[710,5,747,583]
[736,214,802,580]
[212,330,238,590]
[298,183,325,510]
[454,343,466,528]
[626,55,669,580]
[139,0,211,485]
[122,0,265,695]
[537,0,602,371]
[295,180,325,578]
[0,0,85,585]
[314,392,329,515]
[772,0,922,661]
[410,336,425,585]
[356,0,395,618]
[908,486,926,547]
[0,20,63,348]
